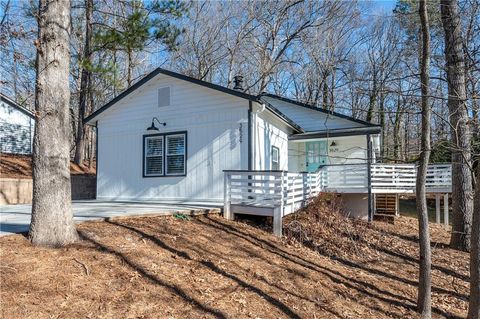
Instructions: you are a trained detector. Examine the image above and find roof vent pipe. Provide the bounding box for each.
[233,75,244,91]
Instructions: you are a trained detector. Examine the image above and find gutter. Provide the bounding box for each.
[248,101,253,170]
[289,126,381,141]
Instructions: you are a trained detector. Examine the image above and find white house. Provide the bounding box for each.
[86,68,451,232]
[0,93,35,155]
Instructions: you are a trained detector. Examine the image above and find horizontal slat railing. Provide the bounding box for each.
[224,163,452,217]
[224,170,319,214]
[319,164,369,191]
[314,163,451,193]
[371,164,452,192]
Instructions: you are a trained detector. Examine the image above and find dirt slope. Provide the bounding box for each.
[0,153,95,179]
[0,213,468,319]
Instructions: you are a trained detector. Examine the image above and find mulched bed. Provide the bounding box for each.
[0,153,95,179]
[0,210,469,318]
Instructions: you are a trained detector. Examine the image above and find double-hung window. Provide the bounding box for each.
[271,146,280,170]
[166,134,186,175]
[144,132,186,177]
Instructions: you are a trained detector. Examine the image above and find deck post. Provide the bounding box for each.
[443,193,449,228]
[273,206,283,237]
[272,172,286,237]
[302,172,307,204]
[366,134,373,222]
[223,173,233,220]
[435,193,441,224]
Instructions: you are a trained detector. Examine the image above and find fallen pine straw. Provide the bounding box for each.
[282,193,469,317]
[283,193,380,260]
[0,212,469,318]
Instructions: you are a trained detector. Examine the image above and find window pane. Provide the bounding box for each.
[272,146,279,170]
[167,135,185,155]
[272,148,279,162]
[146,137,163,156]
[146,156,163,175]
[166,155,184,174]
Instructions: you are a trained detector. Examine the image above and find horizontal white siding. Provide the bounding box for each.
[96,73,249,202]
[262,96,366,132]
[252,104,292,170]
[0,101,34,154]
[0,101,33,126]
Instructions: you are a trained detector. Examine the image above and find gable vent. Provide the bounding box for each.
[158,87,171,107]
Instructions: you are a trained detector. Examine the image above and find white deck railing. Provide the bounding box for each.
[224,163,452,212]
[224,170,320,213]
[370,164,451,193]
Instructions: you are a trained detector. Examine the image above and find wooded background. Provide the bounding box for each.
[0,0,479,165]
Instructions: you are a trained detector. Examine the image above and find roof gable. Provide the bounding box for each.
[85,68,258,123]
[0,93,34,119]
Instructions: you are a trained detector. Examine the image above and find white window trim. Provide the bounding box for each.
[165,133,186,176]
[272,146,280,170]
[144,136,164,177]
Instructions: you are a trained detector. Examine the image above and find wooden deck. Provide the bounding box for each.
[224,164,452,236]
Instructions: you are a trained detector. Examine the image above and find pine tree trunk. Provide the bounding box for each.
[127,49,133,87]
[393,96,403,162]
[74,0,93,166]
[379,92,386,160]
[468,165,480,318]
[440,0,474,252]
[322,71,329,110]
[29,0,77,246]
[366,73,377,122]
[417,1,432,317]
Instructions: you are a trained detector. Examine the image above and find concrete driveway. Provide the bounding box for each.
[0,200,221,236]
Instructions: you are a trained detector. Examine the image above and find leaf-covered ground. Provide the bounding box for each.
[0,209,469,318]
[0,153,95,179]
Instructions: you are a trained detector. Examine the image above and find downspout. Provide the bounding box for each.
[252,101,267,170]
[248,101,253,170]
[367,133,373,221]
[248,101,266,170]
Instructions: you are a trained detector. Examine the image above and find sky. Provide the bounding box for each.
[369,0,397,10]
[362,0,398,16]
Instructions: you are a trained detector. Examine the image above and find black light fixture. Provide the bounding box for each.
[330,141,337,147]
[147,117,166,131]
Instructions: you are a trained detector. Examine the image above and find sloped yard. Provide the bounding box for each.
[0,153,95,179]
[0,213,469,318]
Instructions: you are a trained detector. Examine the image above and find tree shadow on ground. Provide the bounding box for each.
[130,219,346,318]
[200,216,463,319]
[104,219,305,319]
[337,228,469,283]
[77,229,228,319]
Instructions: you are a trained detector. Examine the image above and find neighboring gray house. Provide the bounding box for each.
[0,93,35,154]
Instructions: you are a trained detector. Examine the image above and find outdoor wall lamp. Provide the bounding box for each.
[147,117,166,131]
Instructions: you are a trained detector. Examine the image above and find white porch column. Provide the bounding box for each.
[435,193,441,224]
[443,193,449,228]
